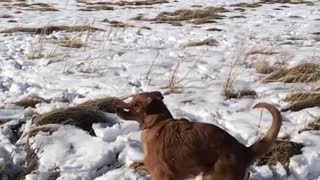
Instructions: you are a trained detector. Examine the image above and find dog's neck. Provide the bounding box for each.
[140,111,173,130]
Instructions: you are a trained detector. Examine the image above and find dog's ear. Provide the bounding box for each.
[149,91,163,100]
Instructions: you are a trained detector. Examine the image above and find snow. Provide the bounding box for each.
[0,0,320,179]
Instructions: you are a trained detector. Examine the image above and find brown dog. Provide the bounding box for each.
[116,91,282,180]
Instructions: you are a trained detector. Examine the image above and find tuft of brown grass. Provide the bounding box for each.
[76,97,126,113]
[102,19,135,28]
[299,118,320,133]
[230,2,261,8]
[262,63,320,83]
[58,38,85,49]
[27,125,59,137]
[184,38,219,47]
[254,60,279,74]
[247,49,278,56]
[0,118,11,125]
[206,28,223,31]
[79,5,114,11]
[17,144,38,180]
[78,0,167,7]
[129,162,149,176]
[149,6,229,25]
[0,25,103,35]
[0,14,13,18]
[223,88,257,99]
[259,0,314,5]
[229,0,313,12]
[258,140,304,170]
[26,7,59,11]
[282,92,320,112]
[15,96,49,108]
[32,107,108,134]
[229,15,246,19]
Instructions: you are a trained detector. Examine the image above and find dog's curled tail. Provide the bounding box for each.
[248,103,282,161]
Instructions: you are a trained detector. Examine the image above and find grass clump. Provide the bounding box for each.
[129,162,149,176]
[58,38,85,49]
[262,63,320,83]
[0,118,11,125]
[259,0,314,5]
[282,92,320,112]
[299,118,320,133]
[258,140,304,170]
[15,96,49,108]
[76,97,126,113]
[0,25,103,35]
[79,5,114,11]
[254,60,276,74]
[0,14,13,18]
[17,144,38,180]
[32,107,108,134]
[78,0,167,6]
[184,38,219,47]
[223,88,257,99]
[150,6,229,25]
[230,2,261,8]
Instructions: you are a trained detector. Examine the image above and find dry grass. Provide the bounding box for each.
[0,14,13,18]
[32,107,108,134]
[0,25,103,35]
[206,28,223,31]
[284,92,320,102]
[258,140,304,170]
[76,97,125,113]
[230,2,261,8]
[102,19,135,28]
[11,2,58,11]
[259,0,314,5]
[223,88,257,99]
[282,92,320,112]
[15,96,49,108]
[149,6,229,25]
[166,57,184,90]
[17,144,38,180]
[129,162,149,176]
[308,118,320,131]
[58,38,85,49]
[262,63,320,83]
[313,36,320,42]
[26,7,59,11]
[247,49,278,56]
[299,118,320,133]
[27,125,59,137]
[0,118,11,125]
[78,0,167,7]
[254,60,277,74]
[229,15,246,19]
[79,5,114,11]
[184,38,219,47]
[230,0,313,11]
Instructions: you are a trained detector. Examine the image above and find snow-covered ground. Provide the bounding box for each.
[0,0,320,179]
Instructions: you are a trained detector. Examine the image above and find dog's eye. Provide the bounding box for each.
[133,103,139,108]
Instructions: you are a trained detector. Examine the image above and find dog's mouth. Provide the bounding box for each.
[115,102,131,112]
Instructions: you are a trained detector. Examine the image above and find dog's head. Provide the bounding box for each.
[116,91,172,125]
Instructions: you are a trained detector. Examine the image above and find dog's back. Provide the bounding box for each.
[142,119,250,179]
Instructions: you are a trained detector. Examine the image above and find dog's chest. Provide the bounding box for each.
[141,129,159,160]
[141,130,150,158]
